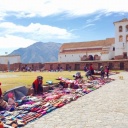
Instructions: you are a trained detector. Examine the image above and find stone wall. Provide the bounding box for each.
[0,63,44,71]
[44,60,128,71]
[0,60,128,71]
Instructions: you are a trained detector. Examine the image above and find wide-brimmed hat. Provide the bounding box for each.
[73,72,82,78]
[100,66,103,68]
[37,76,43,80]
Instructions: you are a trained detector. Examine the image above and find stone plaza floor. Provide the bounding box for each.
[24,72,128,128]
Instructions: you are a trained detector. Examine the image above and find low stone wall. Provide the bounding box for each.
[44,60,128,71]
[1,60,128,71]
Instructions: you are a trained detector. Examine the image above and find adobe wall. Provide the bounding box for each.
[0,63,44,71]
[115,55,124,59]
[44,60,128,71]
[0,60,128,71]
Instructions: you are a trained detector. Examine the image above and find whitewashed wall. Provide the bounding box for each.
[58,52,101,62]
[114,21,128,56]
[109,45,115,59]
[101,54,109,60]
[0,55,21,64]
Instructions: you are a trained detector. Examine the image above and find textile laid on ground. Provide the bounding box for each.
[3,86,28,101]
[0,78,114,128]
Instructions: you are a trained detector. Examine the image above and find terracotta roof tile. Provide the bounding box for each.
[60,38,115,52]
[59,50,102,54]
[113,18,128,24]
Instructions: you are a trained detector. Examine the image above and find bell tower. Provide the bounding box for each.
[114,18,128,59]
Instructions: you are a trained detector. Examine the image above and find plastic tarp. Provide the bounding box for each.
[3,86,28,101]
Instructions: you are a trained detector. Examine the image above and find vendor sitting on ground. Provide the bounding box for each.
[71,72,84,89]
[32,76,43,95]
[86,70,95,80]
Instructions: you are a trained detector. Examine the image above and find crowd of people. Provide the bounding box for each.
[84,64,110,80]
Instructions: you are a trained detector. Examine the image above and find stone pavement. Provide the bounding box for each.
[24,72,128,128]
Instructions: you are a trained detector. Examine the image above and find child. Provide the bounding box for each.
[7,92,16,111]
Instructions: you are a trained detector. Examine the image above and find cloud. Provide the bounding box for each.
[0,22,75,50]
[83,24,95,29]
[0,22,74,40]
[0,35,36,48]
[86,13,103,23]
[0,0,128,18]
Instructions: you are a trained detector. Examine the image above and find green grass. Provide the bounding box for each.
[0,71,86,92]
[0,70,123,93]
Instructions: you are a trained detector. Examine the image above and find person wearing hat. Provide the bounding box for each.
[100,66,105,79]
[73,72,82,80]
[32,76,43,95]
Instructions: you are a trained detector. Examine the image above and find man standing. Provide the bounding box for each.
[89,64,94,75]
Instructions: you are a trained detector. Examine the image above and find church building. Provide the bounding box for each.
[58,18,128,62]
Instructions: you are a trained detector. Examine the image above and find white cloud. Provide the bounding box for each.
[83,24,95,29]
[0,35,36,48]
[0,22,74,52]
[0,22,74,40]
[0,0,128,18]
[86,13,103,23]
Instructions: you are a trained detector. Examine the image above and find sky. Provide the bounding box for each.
[0,0,128,55]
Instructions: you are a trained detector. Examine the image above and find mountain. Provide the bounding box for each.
[10,42,62,63]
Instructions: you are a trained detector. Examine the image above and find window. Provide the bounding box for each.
[119,26,123,32]
[65,55,66,57]
[126,35,128,42]
[94,55,99,60]
[113,47,115,51]
[126,25,128,32]
[119,35,123,42]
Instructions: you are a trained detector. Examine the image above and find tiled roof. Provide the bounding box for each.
[59,50,102,54]
[60,38,115,52]
[113,18,128,24]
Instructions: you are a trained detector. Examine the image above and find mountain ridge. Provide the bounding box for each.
[10,42,62,63]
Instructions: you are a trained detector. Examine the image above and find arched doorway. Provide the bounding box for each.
[81,55,87,61]
[94,54,99,60]
[88,55,93,60]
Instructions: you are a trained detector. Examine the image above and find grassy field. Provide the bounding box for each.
[0,71,86,93]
